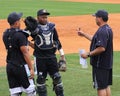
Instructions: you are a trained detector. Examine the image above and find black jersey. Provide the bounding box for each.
[90,24,113,69]
[3,28,28,65]
[33,23,62,58]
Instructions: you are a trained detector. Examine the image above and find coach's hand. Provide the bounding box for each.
[77,28,85,37]
[81,52,90,59]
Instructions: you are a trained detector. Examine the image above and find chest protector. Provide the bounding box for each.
[35,23,55,50]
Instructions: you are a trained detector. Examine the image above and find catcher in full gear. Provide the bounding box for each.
[24,9,66,96]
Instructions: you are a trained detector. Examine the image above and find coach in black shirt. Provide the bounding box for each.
[77,10,113,96]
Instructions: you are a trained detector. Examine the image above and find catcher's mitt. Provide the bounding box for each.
[58,60,66,72]
[24,16,38,32]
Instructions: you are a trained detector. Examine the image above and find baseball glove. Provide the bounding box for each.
[58,60,66,72]
[24,16,38,32]
[24,16,39,40]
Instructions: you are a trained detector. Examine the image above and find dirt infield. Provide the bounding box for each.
[60,0,120,4]
[0,14,120,66]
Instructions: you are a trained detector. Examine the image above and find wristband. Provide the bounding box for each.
[87,52,91,57]
[59,49,64,56]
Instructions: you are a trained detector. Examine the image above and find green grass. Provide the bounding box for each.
[0,51,120,96]
[0,0,120,95]
[0,0,120,18]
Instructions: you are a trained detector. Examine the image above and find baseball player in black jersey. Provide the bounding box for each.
[2,12,36,96]
[77,10,113,96]
[28,9,66,96]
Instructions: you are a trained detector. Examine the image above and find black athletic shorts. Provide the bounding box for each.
[35,57,59,78]
[6,63,35,94]
[92,66,112,90]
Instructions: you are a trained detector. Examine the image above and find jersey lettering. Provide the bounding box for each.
[35,23,55,50]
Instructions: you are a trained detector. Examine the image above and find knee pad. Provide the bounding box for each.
[36,73,47,96]
[37,73,46,84]
[51,72,62,85]
[51,72,64,96]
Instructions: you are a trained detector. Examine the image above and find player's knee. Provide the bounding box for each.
[37,73,46,84]
[51,72,62,85]
[36,73,47,96]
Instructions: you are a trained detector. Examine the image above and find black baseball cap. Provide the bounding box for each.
[7,12,23,25]
[37,9,50,16]
[93,10,108,18]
